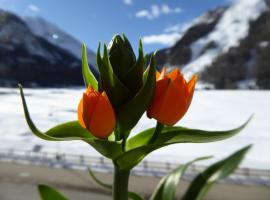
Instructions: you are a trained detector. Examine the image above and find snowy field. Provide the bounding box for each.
[0,87,269,170]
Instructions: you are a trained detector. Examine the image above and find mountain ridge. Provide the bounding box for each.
[155,0,270,89]
[0,9,98,87]
[24,16,97,69]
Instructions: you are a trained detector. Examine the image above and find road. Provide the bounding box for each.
[1,162,270,200]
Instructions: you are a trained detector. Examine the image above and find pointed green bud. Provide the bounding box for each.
[108,34,136,82]
[94,34,156,138]
[122,38,144,93]
[122,33,133,51]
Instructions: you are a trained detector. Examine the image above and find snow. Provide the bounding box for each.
[193,7,227,25]
[182,0,269,79]
[259,41,269,48]
[0,87,269,170]
[237,79,258,89]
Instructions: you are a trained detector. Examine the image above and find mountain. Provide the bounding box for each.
[155,0,270,89]
[0,10,97,87]
[24,17,97,69]
[155,6,227,69]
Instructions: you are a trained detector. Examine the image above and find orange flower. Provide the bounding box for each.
[77,87,116,139]
[147,67,197,126]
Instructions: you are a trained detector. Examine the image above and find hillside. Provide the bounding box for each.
[155,0,270,89]
[0,10,97,87]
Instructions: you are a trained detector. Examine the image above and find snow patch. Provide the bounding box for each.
[259,41,269,48]
[0,87,270,169]
[182,0,269,79]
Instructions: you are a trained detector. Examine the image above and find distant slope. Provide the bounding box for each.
[155,6,227,69]
[0,10,97,87]
[24,17,97,69]
[155,0,270,89]
[201,10,270,89]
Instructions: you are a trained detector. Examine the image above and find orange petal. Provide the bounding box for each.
[147,77,170,118]
[186,75,197,108]
[188,75,197,94]
[82,91,99,128]
[156,71,161,80]
[157,79,187,126]
[147,68,197,126]
[77,98,86,128]
[158,66,167,80]
[89,92,115,138]
[85,86,93,94]
[168,68,181,80]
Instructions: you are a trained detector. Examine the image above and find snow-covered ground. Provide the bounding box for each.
[0,87,269,170]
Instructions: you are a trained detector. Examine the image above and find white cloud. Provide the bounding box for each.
[161,4,170,14]
[142,32,181,45]
[123,0,133,5]
[135,4,182,20]
[142,22,194,46]
[151,5,160,18]
[27,4,39,12]
[164,23,192,33]
[174,7,182,13]
[136,10,151,19]
[164,24,183,33]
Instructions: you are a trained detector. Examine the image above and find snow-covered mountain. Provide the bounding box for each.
[24,17,97,69]
[0,10,98,87]
[156,0,270,89]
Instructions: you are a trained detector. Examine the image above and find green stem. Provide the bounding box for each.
[122,137,126,152]
[149,121,164,144]
[115,124,121,141]
[115,124,129,152]
[113,164,130,200]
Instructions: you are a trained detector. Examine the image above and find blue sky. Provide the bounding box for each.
[0,0,231,53]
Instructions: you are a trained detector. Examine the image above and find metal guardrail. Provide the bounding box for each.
[0,148,270,186]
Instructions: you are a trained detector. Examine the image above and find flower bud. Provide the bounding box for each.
[147,67,197,126]
[96,34,156,138]
[77,87,116,138]
[97,34,145,108]
[108,34,136,82]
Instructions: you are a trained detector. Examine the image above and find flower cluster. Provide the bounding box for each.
[78,35,197,139]
[19,33,251,200]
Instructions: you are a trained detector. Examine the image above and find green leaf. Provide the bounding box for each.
[181,145,252,200]
[19,84,122,159]
[45,122,122,159]
[97,43,133,107]
[144,54,149,66]
[116,54,156,136]
[46,121,94,140]
[122,38,144,93]
[82,43,98,90]
[126,128,153,150]
[127,116,252,151]
[88,167,144,200]
[38,185,69,200]
[128,192,145,200]
[88,167,112,190]
[150,157,211,200]
[142,52,152,81]
[122,33,134,51]
[155,119,251,144]
[116,117,252,170]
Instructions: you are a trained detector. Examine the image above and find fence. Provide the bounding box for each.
[0,148,270,186]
